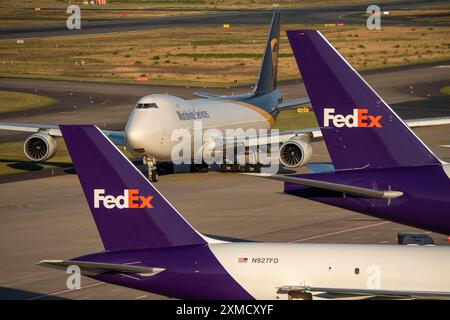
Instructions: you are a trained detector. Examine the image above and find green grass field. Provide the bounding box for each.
[0,90,56,114]
[274,109,318,131]
[440,86,450,96]
[1,24,448,87]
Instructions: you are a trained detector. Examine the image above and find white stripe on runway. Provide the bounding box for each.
[290,221,391,243]
[27,282,104,300]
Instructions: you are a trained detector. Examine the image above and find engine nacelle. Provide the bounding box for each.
[23,132,57,162]
[279,136,313,168]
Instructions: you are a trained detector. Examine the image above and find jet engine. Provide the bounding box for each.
[279,136,312,168]
[23,132,57,162]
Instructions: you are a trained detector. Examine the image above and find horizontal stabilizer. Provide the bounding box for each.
[278,97,310,109]
[278,285,450,300]
[245,173,403,199]
[38,260,164,277]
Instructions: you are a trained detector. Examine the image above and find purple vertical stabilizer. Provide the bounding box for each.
[60,125,206,251]
[286,30,440,170]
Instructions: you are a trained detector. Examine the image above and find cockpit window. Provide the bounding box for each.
[136,103,158,109]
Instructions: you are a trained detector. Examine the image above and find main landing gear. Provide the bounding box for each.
[219,163,262,173]
[190,162,209,173]
[219,153,262,173]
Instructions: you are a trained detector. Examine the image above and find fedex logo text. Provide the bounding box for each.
[324,108,382,128]
[94,189,153,209]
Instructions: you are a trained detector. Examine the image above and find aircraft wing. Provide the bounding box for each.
[193,91,257,100]
[245,173,403,199]
[217,115,450,150]
[0,122,126,146]
[278,97,310,109]
[38,260,164,277]
[278,285,450,300]
[103,130,126,146]
[217,127,322,150]
[1,115,448,151]
[404,116,450,128]
[193,91,311,109]
[192,92,222,98]
[0,122,62,136]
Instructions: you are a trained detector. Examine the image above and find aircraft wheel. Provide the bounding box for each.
[158,162,174,175]
[244,164,255,172]
[167,163,175,174]
[231,164,240,172]
[151,169,159,182]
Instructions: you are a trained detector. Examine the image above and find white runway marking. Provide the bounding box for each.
[290,221,391,243]
[27,282,104,300]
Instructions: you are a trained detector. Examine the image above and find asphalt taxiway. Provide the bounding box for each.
[1,0,448,39]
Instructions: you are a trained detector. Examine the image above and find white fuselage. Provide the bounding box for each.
[209,242,450,300]
[125,94,272,160]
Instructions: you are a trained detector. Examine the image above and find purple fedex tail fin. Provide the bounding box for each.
[60,125,206,251]
[286,30,440,170]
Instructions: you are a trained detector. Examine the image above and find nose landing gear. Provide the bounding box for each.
[143,155,158,182]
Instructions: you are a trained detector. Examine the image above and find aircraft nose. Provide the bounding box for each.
[125,112,147,154]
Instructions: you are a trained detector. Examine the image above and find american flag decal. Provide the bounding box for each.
[238,257,248,263]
